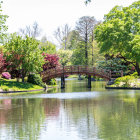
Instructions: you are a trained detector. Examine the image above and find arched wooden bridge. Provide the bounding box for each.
[41,65,111,81]
[41,65,123,88]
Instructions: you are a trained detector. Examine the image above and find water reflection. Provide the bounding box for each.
[0,80,140,140]
[48,79,106,93]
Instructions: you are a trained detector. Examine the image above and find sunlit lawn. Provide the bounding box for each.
[0,78,43,91]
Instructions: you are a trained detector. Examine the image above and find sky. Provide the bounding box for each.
[2,0,137,44]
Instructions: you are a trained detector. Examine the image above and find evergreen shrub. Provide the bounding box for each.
[27,74,45,88]
[47,79,57,85]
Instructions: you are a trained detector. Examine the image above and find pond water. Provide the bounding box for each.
[0,78,140,140]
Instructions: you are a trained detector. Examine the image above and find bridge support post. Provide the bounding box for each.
[88,75,91,88]
[61,76,65,88]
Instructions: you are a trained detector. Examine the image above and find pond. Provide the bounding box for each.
[0,78,140,140]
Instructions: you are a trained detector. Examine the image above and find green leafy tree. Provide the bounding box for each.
[76,16,97,65]
[71,41,86,65]
[0,1,8,44]
[39,41,56,54]
[88,40,104,66]
[4,34,44,82]
[57,49,73,66]
[97,58,128,72]
[66,30,81,50]
[62,30,86,66]
[95,1,140,75]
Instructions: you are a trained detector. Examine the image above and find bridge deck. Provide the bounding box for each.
[41,65,123,82]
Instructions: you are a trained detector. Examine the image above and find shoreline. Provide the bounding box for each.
[0,78,58,94]
[0,85,58,94]
[0,88,45,94]
[105,86,140,90]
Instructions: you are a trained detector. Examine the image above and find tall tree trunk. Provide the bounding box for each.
[85,32,88,65]
[22,76,24,82]
[91,31,94,66]
[92,46,93,65]
[85,43,88,65]
[65,37,66,50]
[22,74,25,82]
[135,62,140,76]
[22,69,25,82]
[17,78,19,82]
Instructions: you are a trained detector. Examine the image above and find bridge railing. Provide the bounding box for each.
[41,65,113,81]
[41,66,124,81]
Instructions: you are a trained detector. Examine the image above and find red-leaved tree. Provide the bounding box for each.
[3,51,23,79]
[43,53,60,71]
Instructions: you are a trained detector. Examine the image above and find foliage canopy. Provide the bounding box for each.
[4,34,44,82]
[0,1,8,44]
[95,1,140,74]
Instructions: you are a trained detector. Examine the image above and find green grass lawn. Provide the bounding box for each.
[0,78,43,92]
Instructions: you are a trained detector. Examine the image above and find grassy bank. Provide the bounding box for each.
[0,78,43,92]
[108,72,140,88]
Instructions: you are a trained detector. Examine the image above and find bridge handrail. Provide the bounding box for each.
[41,65,123,81]
[41,65,110,81]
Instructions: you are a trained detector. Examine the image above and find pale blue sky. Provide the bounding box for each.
[3,0,136,44]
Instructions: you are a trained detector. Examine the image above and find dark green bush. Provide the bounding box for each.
[47,78,57,85]
[27,74,45,87]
